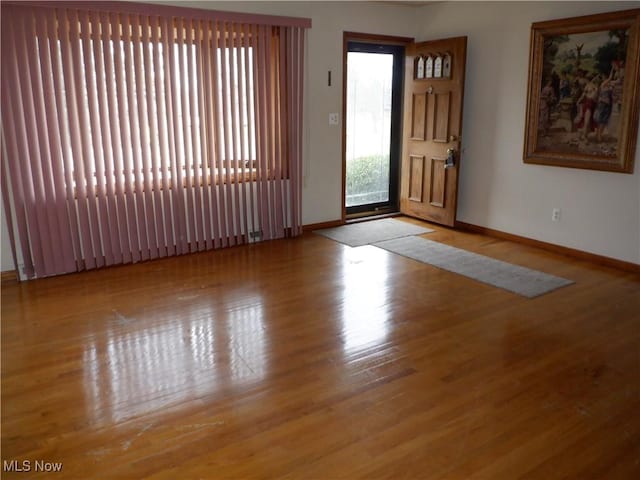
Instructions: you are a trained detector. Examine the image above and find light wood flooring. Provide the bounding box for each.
[2,218,639,479]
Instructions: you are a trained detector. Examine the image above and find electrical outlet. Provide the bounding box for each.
[552,208,561,222]
[329,113,339,125]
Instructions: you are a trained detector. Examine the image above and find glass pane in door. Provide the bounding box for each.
[345,51,393,208]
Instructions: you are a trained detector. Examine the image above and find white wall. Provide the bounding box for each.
[414,1,640,263]
[147,0,640,264]
[2,1,639,270]
[162,1,421,226]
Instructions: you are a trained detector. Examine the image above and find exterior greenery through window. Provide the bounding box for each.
[345,154,390,206]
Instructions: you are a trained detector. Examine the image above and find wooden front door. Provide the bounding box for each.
[400,37,467,226]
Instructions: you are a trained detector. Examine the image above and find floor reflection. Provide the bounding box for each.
[83,295,266,424]
[340,246,391,354]
[227,301,267,382]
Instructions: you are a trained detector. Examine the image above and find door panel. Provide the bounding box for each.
[408,155,425,202]
[400,37,467,226]
[411,93,427,140]
[433,92,451,143]
[429,157,447,207]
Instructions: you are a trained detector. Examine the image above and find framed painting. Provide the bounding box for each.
[523,9,640,173]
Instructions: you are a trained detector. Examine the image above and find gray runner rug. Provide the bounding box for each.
[314,218,434,247]
[374,236,573,298]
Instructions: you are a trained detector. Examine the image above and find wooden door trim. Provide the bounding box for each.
[344,31,414,46]
[341,32,414,222]
[453,37,467,224]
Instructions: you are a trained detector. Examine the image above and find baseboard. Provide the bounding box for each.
[303,219,343,232]
[1,270,18,285]
[455,221,640,274]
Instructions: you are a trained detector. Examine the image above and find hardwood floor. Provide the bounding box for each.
[2,218,639,479]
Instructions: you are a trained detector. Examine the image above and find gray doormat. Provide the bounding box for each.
[374,236,573,298]
[314,218,434,247]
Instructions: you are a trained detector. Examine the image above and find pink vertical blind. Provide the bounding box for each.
[1,2,308,279]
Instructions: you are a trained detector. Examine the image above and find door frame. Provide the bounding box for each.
[341,32,414,222]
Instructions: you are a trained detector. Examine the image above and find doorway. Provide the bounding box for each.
[343,36,406,219]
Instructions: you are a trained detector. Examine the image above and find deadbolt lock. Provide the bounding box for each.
[445,148,456,169]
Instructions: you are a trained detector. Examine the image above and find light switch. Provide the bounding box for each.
[329,113,339,125]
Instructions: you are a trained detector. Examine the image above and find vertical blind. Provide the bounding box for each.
[1,2,308,279]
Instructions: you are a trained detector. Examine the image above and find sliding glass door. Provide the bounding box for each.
[345,42,403,216]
